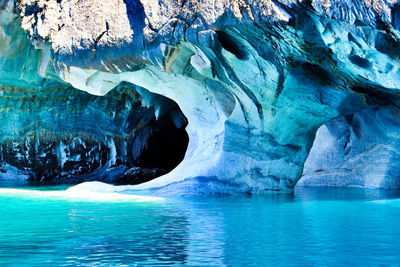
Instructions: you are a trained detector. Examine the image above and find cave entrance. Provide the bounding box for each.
[132,112,189,171]
[112,85,189,185]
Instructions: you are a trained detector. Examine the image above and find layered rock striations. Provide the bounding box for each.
[2,0,400,192]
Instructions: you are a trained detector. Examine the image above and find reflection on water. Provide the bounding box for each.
[0,187,400,266]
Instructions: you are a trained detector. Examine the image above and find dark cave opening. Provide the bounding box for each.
[115,96,189,185]
[132,114,189,171]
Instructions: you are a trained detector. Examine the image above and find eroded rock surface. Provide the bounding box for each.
[2,0,400,193]
[300,106,400,189]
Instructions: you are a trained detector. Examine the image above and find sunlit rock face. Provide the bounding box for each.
[0,0,63,88]
[300,107,400,189]
[3,0,400,193]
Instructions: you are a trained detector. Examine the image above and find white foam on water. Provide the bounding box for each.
[370,199,400,208]
[0,182,163,202]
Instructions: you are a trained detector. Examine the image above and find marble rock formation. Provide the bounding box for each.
[301,106,400,189]
[2,0,400,193]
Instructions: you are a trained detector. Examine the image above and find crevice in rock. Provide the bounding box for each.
[391,4,400,31]
[216,30,250,61]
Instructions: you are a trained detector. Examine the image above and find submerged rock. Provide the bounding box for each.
[1,0,400,193]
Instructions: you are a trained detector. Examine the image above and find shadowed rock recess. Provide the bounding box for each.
[2,0,400,193]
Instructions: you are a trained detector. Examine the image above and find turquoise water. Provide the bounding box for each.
[1,187,400,266]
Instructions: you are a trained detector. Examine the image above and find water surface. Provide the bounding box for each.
[1,186,400,266]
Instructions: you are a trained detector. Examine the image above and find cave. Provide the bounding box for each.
[131,113,189,171]
[115,91,190,185]
[0,83,189,186]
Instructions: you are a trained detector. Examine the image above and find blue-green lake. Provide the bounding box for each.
[1,186,400,266]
